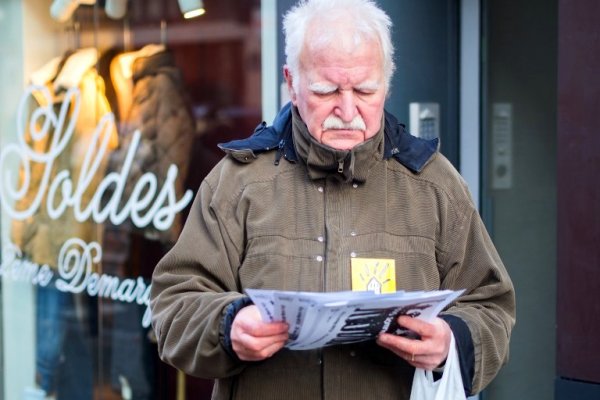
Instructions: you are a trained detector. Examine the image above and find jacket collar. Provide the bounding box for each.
[291,106,384,183]
[218,102,438,173]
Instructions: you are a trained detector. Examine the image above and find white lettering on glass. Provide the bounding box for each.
[0,85,194,328]
[0,85,193,230]
[0,242,54,287]
[0,85,77,220]
[54,239,152,327]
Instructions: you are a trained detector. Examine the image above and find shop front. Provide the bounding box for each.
[0,1,262,398]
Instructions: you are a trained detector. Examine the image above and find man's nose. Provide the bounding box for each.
[334,90,358,122]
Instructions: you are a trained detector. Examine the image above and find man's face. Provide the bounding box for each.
[285,35,387,150]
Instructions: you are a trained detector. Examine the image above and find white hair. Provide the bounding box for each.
[283,0,395,94]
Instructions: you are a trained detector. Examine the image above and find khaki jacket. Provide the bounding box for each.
[150,107,515,399]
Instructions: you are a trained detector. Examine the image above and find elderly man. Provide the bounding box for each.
[150,0,515,399]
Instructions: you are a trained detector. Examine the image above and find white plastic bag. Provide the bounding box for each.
[409,333,467,400]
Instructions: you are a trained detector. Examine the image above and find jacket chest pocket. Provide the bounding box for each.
[345,233,441,292]
[239,236,324,292]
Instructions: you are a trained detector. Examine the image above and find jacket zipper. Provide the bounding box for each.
[274,139,285,165]
[320,178,327,399]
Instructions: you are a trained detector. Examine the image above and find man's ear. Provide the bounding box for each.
[283,65,297,105]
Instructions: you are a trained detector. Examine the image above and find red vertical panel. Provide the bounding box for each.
[557,0,600,384]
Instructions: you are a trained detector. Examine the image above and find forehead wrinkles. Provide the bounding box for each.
[304,18,372,58]
[305,54,383,89]
[301,33,382,72]
[298,22,384,91]
[302,38,383,74]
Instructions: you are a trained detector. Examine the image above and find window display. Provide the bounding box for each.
[0,1,262,399]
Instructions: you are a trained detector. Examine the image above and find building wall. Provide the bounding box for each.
[556,0,600,397]
[481,1,558,399]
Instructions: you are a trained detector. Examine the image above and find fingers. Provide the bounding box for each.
[377,333,438,369]
[396,315,435,337]
[234,305,288,334]
[233,333,288,361]
[376,332,421,362]
[231,305,290,361]
[376,317,452,370]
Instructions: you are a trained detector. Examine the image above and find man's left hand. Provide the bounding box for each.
[376,316,452,370]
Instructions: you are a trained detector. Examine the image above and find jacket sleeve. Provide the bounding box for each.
[438,204,516,395]
[150,173,247,378]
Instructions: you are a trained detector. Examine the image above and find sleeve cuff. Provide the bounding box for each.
[440,314,474,396]
[219,296,254,360]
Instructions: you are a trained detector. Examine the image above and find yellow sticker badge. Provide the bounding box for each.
[351,258,396,294]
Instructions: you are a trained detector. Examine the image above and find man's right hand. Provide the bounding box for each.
[230,305,289,361]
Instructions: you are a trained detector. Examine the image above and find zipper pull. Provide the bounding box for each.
[338,160,344,173]
[274,139,285,165]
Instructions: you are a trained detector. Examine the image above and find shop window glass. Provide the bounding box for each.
[0,1,262,399]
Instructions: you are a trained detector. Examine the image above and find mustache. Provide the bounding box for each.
[322,115,366,131]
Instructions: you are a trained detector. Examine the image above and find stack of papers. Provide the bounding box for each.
[245,288,464,351]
